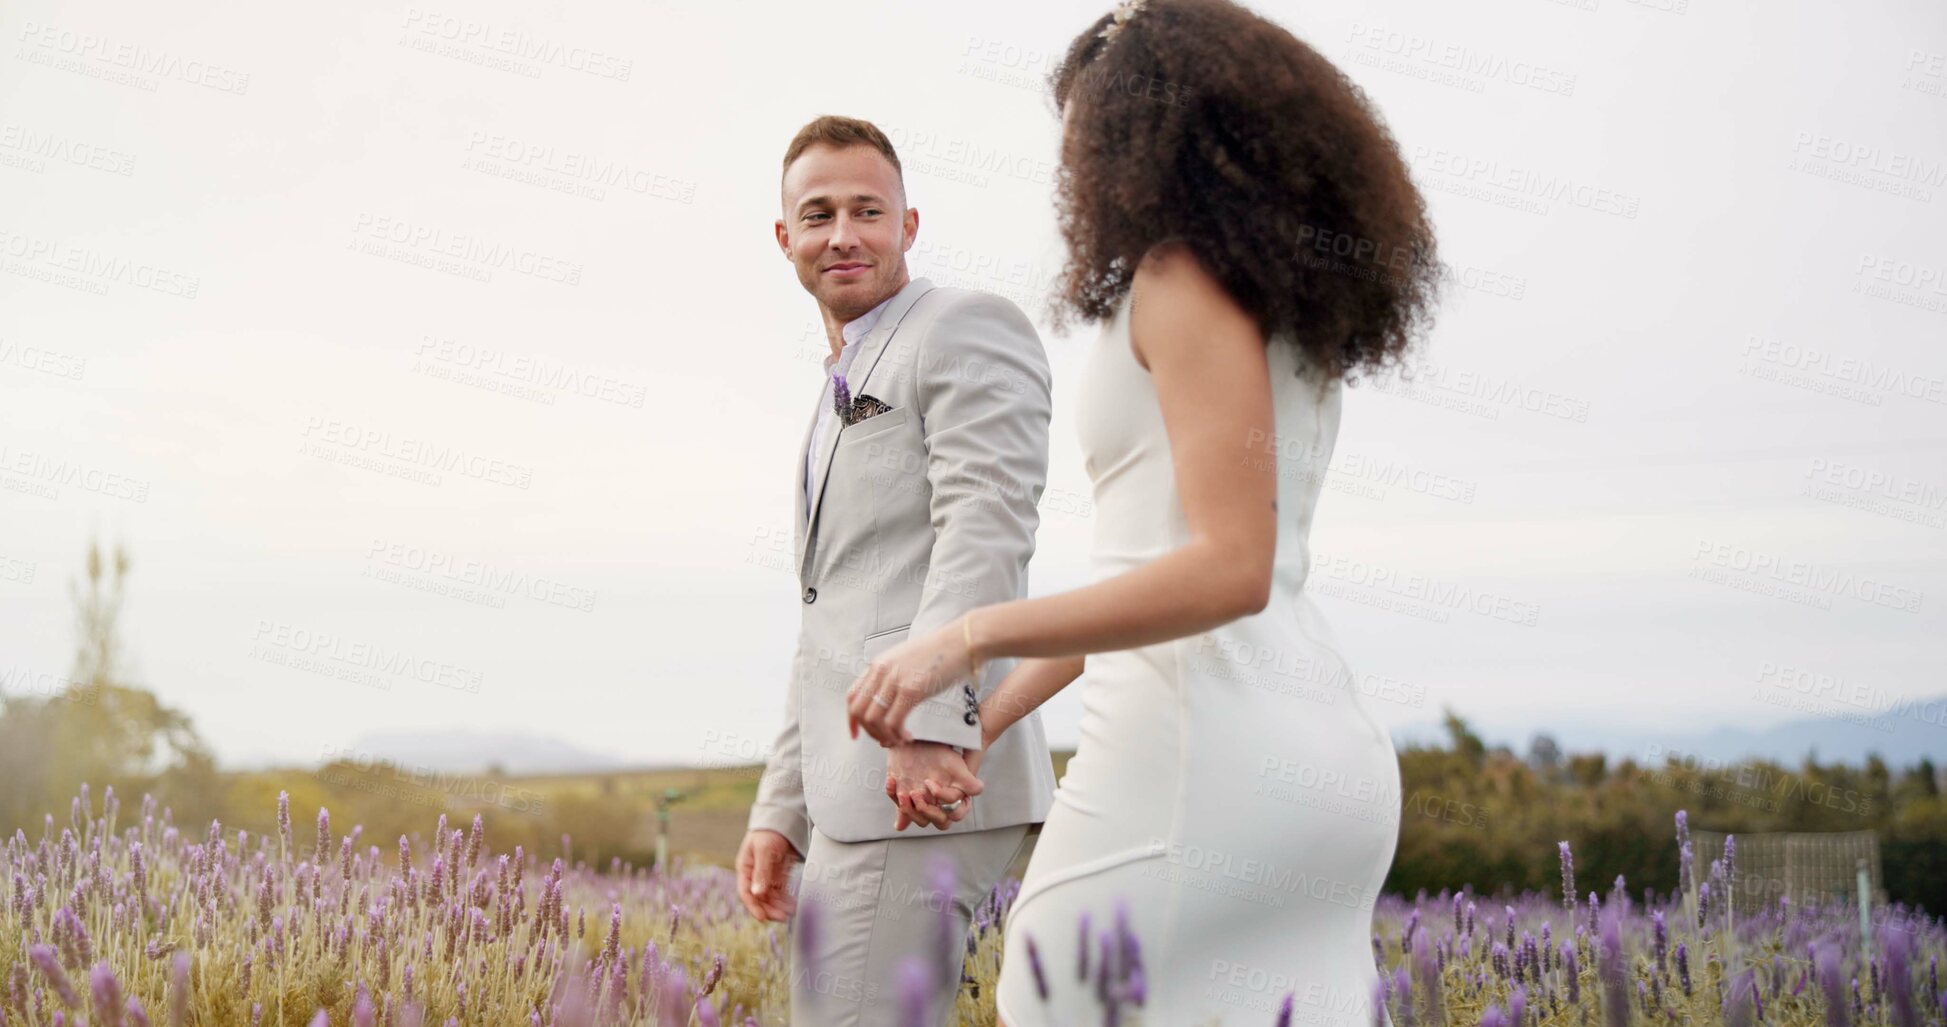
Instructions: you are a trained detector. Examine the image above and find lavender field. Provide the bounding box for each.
[2,786,1942,1027]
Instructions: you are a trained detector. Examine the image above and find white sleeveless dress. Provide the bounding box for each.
[995,290,1401,1027]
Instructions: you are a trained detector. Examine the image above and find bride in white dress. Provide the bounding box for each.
[844,1,1442,1023]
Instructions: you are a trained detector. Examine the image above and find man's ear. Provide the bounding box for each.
[774,219,791,258]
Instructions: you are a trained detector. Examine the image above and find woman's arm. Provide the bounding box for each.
[845,242,1282,746]
[979,655,1087,745]
[964,242,1279,665]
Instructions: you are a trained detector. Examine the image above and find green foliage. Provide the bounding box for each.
[0,540,221,836]
[1388,711,1947,914]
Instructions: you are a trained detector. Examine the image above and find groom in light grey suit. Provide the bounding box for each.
[736,115,1057,1026]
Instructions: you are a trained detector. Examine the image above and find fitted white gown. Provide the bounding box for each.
[995,290,1402,1027]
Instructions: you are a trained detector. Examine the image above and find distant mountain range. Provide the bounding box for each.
[235,695,1943,778]
[1398,693,1947,769]
[339,730,632,776]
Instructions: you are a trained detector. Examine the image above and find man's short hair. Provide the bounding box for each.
[781,115,906,202]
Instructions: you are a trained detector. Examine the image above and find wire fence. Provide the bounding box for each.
[1689,828,1886,916]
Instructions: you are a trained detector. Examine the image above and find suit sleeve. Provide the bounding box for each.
[903,292,1053,750]
[746,640,810,859]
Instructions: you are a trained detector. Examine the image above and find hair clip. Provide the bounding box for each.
[1097,0,1150,44]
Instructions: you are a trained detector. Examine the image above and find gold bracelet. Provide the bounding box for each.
[962,612,982,680]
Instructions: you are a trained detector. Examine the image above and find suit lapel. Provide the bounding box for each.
[796,277,935,584]
[791,386,818,564]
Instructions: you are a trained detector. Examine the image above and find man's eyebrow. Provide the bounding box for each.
[795,193,890,214]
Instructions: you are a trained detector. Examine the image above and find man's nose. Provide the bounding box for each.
[827,214,859,250]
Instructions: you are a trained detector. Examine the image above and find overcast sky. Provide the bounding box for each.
[2,0,1943,771]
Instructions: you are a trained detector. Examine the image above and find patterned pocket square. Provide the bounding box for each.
[845,394,893,426]
[832,372,893,427]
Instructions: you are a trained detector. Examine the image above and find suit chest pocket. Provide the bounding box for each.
[836,404,911,447]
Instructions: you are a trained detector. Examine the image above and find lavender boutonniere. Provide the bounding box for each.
[832,372,853,421]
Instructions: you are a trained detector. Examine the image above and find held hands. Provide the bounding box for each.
[884,741,987,831]
[845,620,976,746]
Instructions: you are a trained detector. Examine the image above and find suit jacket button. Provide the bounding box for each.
[963,711,979,726]
[802,587,817,603]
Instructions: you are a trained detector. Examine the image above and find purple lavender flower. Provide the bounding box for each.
[90,963,125,1027]
[1275,991,1294,1027]
[29,945,80,1008]
[1882,920,1920,1027]
[168,952,189,1027]
[1724,835,1737,909]
[1077,910,1091,982]
[1598,910,1627,1027]
[1025,934,1050,1001]
[1411,926,1441,1018]
[929,853,960,975]
[833,373,853,420]
[896,956,934,1027]
[276,792,292,859]
[1675,942,1691,997]
[1724,968,1757,1027]
[1558,842,1575,911]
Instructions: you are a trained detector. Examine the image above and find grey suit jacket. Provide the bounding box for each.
[748,277,1058,852]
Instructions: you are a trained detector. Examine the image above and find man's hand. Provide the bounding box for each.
[735,829,802,922]
[885,740,985,831]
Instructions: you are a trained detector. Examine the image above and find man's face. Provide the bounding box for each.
[776,143,917,322]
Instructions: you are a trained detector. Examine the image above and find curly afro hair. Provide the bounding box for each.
[1048,0,1441,382]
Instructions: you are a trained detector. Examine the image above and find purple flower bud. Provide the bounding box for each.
[896,957,933,1027]
[1025,934,1049,1001]
[29,946,80,1008]
[833,373,852,419]
[91,963,125,1027]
